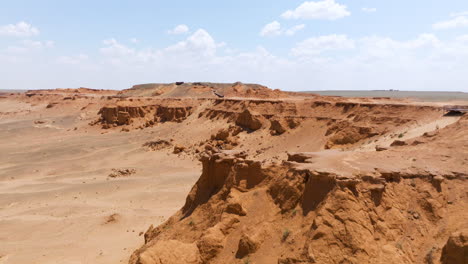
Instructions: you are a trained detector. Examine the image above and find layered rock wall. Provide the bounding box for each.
[130,149,467,264]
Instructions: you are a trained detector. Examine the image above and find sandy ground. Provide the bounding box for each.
[0,106,200,264]
[358,116,461,151]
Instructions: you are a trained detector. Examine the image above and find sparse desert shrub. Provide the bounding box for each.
[282,229,290,242]
[291,209,297,217]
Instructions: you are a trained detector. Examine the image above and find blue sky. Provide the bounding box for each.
[1,0,468,91]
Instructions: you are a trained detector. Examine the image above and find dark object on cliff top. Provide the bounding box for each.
[175,82,184,85]
[213,90,224,98]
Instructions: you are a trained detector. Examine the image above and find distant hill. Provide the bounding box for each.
[119,82,313,99]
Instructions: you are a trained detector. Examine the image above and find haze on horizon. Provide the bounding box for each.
[1,0,468,92]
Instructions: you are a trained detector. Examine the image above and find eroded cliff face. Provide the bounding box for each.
[97,104,193,128]
[129,115,467,264]
[97,98,442,152]
[129,145,467,264]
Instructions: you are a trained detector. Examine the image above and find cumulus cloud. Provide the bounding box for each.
[168,24,189,35]
[166,29,221,57]
[362,7,377,13]
[291,34,354,56]
[0,21,40,37]
[96,29,224,68]
[260,21,282,37]
[281,0,350,20]
[285,24,306,36]
[129,38,139,43]
[260,22,305,37]
[433,15,468,30]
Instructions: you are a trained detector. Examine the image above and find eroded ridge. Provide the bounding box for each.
[1,84,466,264]
[130,143,467,264]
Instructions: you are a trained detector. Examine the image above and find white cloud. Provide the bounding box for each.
[5,39,54,53]
[433,15,468,30]
[100,38,135,56]
[281,0,350,20]
[0,21,40,37]
[358,34,441,58]
[96,29,224,67]
[4,27,468,92]
[362,7,377,13]
[260,21,282,37]
[57,54,89,65]
[260,22,305,37]
[291,34,354,56]
[166,29,223,58]
[168,24,189,35]
[285,24,306,36]
[130,38,139,43]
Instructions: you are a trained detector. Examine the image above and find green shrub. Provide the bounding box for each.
[282,229,291,242]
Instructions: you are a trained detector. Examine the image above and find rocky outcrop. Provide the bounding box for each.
[131,240,201,264]
[236,234,258,258]
[143,140,172,151]
[99,106,147,126]
[173,145,186,154]
[441,230,468,264]
[108,168,136,178]
[97,105,193,127]
[200,127,242,152]
[287,152,318,163]
[269,118,300,135]
[155,106,193,123]
[325,120,379,149]
[130,150,467,264]
[235,109,264,131]
[391,140,408,146]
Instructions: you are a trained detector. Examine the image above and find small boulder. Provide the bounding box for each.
[287,152,317,163]
[441,229,468,264]
[143,140,172,151]
[423,131,439,138]
[225,202,247,216]
[212,129,230,140]
[270,119,287,135]
[390,140,407,147]
[375,145,388,151]
[173,145,186,154]
[109,168,136,178]
[235,109,263,131]
[236,234,259,258]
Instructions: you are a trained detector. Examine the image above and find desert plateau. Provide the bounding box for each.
[0,82,466,264]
